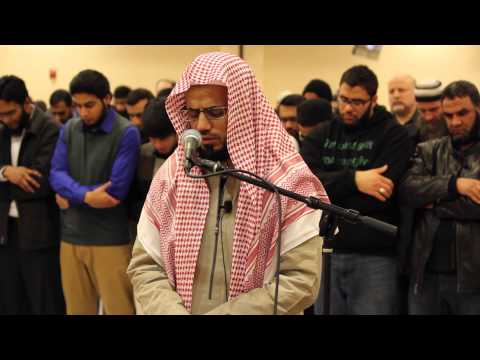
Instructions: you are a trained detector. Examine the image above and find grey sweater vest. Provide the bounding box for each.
[61,114,132,245]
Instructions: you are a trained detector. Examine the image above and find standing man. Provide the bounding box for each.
[49,89,74,126]
[50,70,140,315]
[113,85,131,118]
[415,80,448,142]
[128,97,178,238]
[302,65,413,314]
[278,94,305,150]
[397,79,449,280]
[400,81,480,314]
[127,52,327,315]
[126,88,155,144]
[297,98,333,142]
[388,74,420,138]
[0,76,65,314]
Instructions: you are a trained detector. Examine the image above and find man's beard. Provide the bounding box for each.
[118,109,129,118]
[198,144,229,162]
[422,116,447,140]
[83,104,108,131]
[154,147,176,159]
[391,103,407,116]
[451,113,479,148]
[287,128,300,142]
[343,102,373,130]
[6,110,29,136]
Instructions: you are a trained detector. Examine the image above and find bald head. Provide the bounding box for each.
[388,74,417,119]
[389,75,416,88]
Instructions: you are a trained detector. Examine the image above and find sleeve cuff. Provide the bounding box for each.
[0,166,8,182]
[448,176,458,197]
[347,169,357,193]
[71,188,88,205]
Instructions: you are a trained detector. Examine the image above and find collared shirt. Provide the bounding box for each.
[0,130,26,218]
[49,107,140,204]
[0,106,39,218]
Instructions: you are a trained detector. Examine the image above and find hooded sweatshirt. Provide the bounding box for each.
[301,105,413,255]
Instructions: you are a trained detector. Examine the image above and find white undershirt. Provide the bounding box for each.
[0,130,26,218]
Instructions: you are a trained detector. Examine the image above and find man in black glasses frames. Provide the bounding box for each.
[301,65,413,315]
[278,94,305,150]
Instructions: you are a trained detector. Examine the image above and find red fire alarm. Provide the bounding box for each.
[49,69,57,81]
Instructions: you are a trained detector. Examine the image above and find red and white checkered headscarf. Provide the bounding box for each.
[138,52,329,312]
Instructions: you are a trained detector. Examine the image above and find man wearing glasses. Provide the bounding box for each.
[277,94,305,150]
[301,65,413,314]
[127,52,328,315]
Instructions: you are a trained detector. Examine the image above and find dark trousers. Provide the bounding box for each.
[0,217,65,315]
[314,253,400,315]
[409,272,480,315]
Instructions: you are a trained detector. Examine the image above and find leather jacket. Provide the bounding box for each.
[399,135,480,293]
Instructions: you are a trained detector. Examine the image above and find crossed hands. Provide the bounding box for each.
[355,165,394,202]
[3,166,42,193]
[55,181,120,210]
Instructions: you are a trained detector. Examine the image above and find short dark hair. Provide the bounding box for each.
[156,88,173,99]
[127,88,155,106]
[113,86,131,99]
[49,89,72,107]
[442,80,480,107]
[297,98,333,127]
[303,79,333,102]
[142,98,176,139]
[279,94,305,107]
[340,65,378,97]
[70,69,111,99]
[0,75,29,105]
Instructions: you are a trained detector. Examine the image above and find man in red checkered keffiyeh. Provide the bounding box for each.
[127,52,329,314]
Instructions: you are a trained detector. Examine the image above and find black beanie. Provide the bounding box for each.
[303,79,333,102]
[142,98,175,139]
[297,98,333,127]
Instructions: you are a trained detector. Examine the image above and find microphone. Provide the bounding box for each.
[182,129,225,173]
[182,129,202,172]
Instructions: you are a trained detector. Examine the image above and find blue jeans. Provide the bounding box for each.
[314,253,400,315]
[409,272,480,315]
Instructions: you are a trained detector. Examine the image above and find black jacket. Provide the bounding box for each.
[301,105,413,255]
[396,114,449,274]
[0,107,60,250]
[127,143,166,223]
[399,135,480,292]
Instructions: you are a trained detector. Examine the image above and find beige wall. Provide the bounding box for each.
[1,45,480,109]
[0,45,222,102]
[247,45,480,107]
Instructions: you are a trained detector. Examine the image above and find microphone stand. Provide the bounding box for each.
[318,211,337,315]
[188,155,398,315]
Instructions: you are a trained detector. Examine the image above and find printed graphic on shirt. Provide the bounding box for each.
[322,139,374,169]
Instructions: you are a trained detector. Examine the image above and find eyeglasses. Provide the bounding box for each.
[338,95,371,108]
[181,106,228,122]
